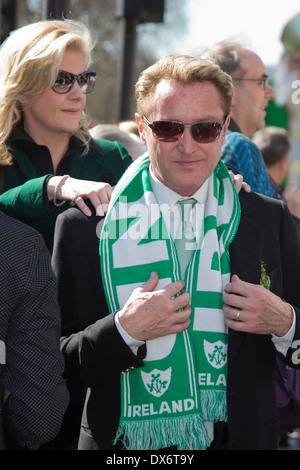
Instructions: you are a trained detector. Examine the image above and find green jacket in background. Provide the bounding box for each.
[0,138,133,251]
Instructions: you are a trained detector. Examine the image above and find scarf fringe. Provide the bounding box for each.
[200,390,228,422]
[114,414,212,451]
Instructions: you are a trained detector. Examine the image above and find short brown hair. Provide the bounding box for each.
[252,127,291,167]
[135,54,233,116]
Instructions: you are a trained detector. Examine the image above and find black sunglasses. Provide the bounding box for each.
[142,115,228,143]
[52,70,97,94]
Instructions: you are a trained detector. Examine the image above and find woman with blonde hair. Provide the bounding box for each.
[0,19,132,250]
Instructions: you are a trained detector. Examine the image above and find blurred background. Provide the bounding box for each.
[1,0,300,126]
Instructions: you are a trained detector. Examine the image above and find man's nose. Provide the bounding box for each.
[265,82,276,101]
[178,128,198,152]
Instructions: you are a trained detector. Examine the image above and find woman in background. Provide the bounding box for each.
[0,19,132,251]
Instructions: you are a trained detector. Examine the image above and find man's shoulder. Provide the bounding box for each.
[239,187,284,211]
[54,205,103,245]
[225,130,259,151]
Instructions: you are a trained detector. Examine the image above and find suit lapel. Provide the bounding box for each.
[227,191,263,366]
[230,192,262,285]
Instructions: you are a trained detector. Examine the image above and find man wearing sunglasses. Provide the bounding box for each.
[60,55,300,451]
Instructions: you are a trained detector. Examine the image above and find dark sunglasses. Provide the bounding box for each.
[142,115,228,143]
[52,70,97,94]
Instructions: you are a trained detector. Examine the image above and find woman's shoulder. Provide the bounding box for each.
[91,137,127,155]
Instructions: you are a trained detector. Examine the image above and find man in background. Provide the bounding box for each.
[0,211,69,449]
[202,40,300,224]
[252,126,290,193]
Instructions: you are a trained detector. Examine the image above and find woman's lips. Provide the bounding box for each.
[63,109,80,114]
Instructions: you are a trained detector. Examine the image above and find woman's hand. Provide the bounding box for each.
[282,184,300,219]
[48,175,112,216]
[229,171,251,194]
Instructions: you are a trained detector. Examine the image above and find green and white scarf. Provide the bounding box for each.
[100,154,240,450]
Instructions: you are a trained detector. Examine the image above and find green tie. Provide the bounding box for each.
[175,198,197,277]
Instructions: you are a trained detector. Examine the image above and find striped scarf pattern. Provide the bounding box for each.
[100,154,240,450]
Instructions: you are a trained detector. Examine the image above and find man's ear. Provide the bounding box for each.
[135,113,147,146]
[221,113,231,146]
[231,86,238,107]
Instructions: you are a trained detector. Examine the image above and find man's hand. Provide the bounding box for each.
[118,272,191,341]
[222,274,293,337]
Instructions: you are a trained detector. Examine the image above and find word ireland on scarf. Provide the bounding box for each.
[125,369,227,419]
[100,154,240,450]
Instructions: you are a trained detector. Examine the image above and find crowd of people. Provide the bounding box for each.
[1,15,300,451]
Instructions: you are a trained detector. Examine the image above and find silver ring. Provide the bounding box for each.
[71,193,80,203]
[235,309,241,321]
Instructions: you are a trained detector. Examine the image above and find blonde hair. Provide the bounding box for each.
[135,54,233,117]
[0,19,95,165]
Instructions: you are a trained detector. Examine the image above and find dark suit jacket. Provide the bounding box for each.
[0,211,69,449]
[56,190,300,450]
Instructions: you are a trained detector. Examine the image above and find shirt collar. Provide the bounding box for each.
[149,163,209,211]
